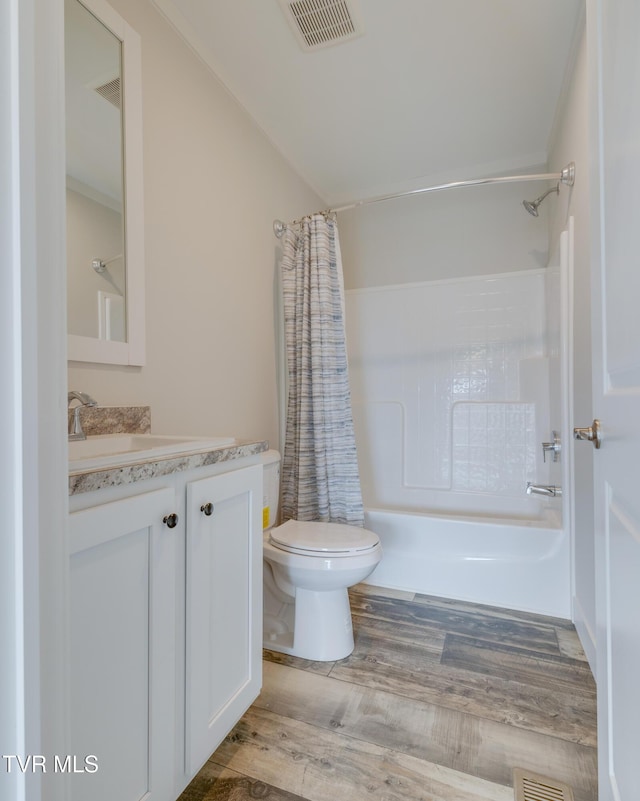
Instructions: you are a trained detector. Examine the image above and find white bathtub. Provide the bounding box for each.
[364,507,570,618]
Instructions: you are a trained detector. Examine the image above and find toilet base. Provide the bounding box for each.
[264,586,354,661]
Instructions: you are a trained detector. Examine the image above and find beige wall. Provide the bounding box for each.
[548,18,596,665]
[67,0,323,446]
[339,178,550,290]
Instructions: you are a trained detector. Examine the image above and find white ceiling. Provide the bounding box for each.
[151,0,583,206]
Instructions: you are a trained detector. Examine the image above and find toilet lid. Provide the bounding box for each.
[269,520,379,556]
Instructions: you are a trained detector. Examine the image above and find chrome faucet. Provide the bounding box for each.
[68,391,97,441]
[541,431,562,463]
[526,482,562,498]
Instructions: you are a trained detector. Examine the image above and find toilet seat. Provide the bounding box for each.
[269,519,380,557]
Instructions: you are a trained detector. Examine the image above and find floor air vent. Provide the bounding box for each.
[513,768,575,801]
[278,0,363,51]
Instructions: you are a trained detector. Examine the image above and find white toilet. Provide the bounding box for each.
[262,450,382,661]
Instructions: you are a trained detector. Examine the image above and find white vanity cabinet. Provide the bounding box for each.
[68,457,263,801]
[69,486,177,801]
[184,465,263,775]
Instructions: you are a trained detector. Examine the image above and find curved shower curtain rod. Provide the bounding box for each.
[273,162,575,238]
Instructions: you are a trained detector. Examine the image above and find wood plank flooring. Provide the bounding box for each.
[179,584,598,801]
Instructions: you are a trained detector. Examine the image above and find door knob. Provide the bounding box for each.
[200,502,214,516]
[163,513,179,528]
[573,419,601,449]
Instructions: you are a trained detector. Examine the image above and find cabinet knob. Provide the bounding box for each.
[163,513,179,528]
[200,502,214,516]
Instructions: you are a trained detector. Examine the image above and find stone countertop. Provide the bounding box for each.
[69,438,268,496]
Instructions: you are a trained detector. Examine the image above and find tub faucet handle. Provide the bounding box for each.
[542,431,561,463]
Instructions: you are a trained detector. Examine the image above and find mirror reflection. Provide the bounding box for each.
[65,0,126,343]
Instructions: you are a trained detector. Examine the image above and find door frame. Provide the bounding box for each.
[1,3,69,801]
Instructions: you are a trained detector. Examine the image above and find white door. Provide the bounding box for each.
[587,1,640,798]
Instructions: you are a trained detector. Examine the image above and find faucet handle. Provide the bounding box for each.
[67,391,97,441]
[542,430,561,463]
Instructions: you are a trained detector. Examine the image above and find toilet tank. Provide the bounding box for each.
[261,450,281,530]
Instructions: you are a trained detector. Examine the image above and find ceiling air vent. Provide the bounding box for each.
[94,76,121,110]
[278,0,364,51]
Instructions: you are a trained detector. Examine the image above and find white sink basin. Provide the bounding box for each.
[69,433,236,471]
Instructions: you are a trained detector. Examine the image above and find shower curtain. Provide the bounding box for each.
[280,213,364,526]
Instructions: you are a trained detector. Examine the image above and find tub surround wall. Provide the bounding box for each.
[345,267,567,616]
[346,269,552,519]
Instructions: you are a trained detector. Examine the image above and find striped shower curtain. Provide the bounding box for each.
[279,213,364,526]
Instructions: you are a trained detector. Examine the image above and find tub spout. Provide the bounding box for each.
[526,482,562,498]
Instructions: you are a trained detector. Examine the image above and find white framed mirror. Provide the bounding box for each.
[65,0,145,365]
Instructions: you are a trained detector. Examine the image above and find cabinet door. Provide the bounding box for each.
[185,464,262,775]
[69,487,177,801]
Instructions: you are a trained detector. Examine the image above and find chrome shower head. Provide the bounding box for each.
[522,184,560,217]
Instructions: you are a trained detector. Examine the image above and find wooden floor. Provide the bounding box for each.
[179,584,598,801]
